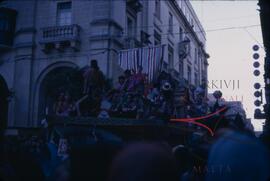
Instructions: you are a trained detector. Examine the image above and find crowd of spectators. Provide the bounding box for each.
[1,126,270,181]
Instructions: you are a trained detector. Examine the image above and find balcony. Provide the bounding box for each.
[178,39,190,58]
[40,24,81,53]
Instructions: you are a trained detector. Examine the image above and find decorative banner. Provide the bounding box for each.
[118,45,165,82]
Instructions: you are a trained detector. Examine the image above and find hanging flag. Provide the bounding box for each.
[138,45,164,82]
[118,45,165,82]
[118,48,138,72]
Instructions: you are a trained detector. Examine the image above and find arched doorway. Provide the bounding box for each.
[38,66,83,120]
[0,75,9,132]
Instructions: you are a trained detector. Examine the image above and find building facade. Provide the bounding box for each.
[0,0,208,128]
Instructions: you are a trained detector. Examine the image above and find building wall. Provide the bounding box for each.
[0,0,208,128]
[140,0,208,86]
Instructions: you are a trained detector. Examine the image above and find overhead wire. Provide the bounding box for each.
[120,24,261,39]
[242,28,264,49]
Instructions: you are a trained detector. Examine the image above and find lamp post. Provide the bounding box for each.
[253,45,265,119]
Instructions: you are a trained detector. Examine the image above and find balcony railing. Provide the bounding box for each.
[40,24,81,52]
[41,24,80,43]
[178,40,190,57]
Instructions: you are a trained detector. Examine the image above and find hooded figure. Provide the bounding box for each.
[109,143,179,181]
[83,60,105,95]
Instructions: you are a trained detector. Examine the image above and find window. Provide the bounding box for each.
[127,15,137,38]
[0,19,9,31]
[188,66,192,84]
[127,17,133,37]
[154,31,161,45]
[201,59,205,71]
[57,2,72,26]
[163,62,168,71]
[155,0,161,19]
[198,51,201,66]
[185,37,191,55]
[195,72,198,86]
[0,7,17,46]
[187,40,191,55]
[194,48,197,64]
[0,0,8,6]
[179,27,183,41]
[141,31,150,45]
[169,13,173,35]
[168,46,174,69]
[179,59,184,78]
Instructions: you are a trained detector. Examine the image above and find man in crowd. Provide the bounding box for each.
[83,59,105,96]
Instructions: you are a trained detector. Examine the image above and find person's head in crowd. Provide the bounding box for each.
[118,76,125,85]
[124,70,131,78]
[160,70,167,78]
[57,92,65,101]
[109,142,179,181]
[90,59,99,71]
[206,131,270,181]
[70,141,122,181]
[178,78,187,88]
[172,145,190,175]
[125,93,133,102]
[153,83,159,89]
[213,90,223,100]
[10,149,45,181]
[49,160,70,181]
[64,93,71,102]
